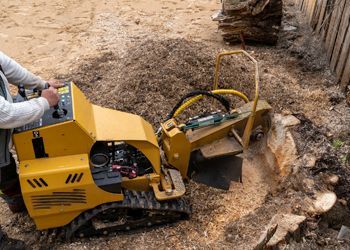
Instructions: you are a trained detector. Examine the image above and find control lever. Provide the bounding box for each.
[53,104,65,119]
[41,82,66,119]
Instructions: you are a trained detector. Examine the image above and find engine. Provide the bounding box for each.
[90,141,154,179]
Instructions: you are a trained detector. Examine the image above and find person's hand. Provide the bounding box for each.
[46,79,65,89]
[41,87,60,107]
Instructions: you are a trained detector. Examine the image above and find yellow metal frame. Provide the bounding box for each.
[19,154,124,229]
[13,82,165,230]
[213,50,260,149]
[161,100,271,179]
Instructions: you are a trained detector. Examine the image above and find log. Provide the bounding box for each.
[215,0,283,45]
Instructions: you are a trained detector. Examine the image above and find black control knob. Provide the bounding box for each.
[53,104,66,119]
[18,84,27,100]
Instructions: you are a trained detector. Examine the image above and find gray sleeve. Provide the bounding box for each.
[0,95,50,129]
[0,51,47,90]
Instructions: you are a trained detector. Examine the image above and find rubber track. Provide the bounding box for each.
[65,190,191,240]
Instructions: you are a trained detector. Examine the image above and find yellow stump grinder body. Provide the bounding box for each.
[12,51,271,239]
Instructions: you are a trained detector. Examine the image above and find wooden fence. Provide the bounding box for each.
[295,0,350,89]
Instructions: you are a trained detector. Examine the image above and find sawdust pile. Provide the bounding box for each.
[66,38,255,126]
[65,37,349,137]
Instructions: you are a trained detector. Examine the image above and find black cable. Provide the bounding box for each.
[164,90,230,121]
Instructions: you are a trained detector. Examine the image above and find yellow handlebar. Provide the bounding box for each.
[214,50,260,106]
[172,50,260,149]
[213,50,260,149]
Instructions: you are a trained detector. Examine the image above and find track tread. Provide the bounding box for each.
[64,190,190,240]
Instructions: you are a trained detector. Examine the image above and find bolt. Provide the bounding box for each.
[255,132,264,141]
[166,189,173,195]
[126,226,130,230]
[147,222,152,227]
[79,233,84,238]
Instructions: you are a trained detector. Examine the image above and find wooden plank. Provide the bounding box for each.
[335,22,350,82]
[324,0,337,44]
[297,0,301,9]
[340,48,350,90]
[300,0,304,11]
[316,0,328,34]
[302,0,306,10]
[300,0,305,11]
[331,0,350,71]
[320,0,335,41]
[325,0,346,62]
[311,0,322,29]
[308,0,317,24]
[305,0,311,20]
[310,0,319,24]
[306,0,311,14]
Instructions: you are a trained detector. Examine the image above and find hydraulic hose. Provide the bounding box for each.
[164,90,230,122]
[173,89,249,118]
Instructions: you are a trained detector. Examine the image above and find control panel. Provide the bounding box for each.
[14,82,74,133]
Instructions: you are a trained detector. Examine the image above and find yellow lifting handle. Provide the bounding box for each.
[213,50,260,149]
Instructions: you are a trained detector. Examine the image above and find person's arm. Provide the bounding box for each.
[0,51,46,90]
[0,95,50,129]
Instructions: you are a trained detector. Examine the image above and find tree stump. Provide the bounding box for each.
[214,0,283,45]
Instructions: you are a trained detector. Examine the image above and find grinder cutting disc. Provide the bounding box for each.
[189,152,243,190]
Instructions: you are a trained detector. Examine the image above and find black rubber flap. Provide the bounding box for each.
[190,154,243,190]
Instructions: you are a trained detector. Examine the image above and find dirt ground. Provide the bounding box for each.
[0,0,222,76]
[0,0,349,249]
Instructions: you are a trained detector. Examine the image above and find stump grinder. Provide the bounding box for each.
[12,50,271,239]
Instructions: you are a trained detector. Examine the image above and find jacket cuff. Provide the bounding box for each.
[38,97,50,111]
[37,80,48,90]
